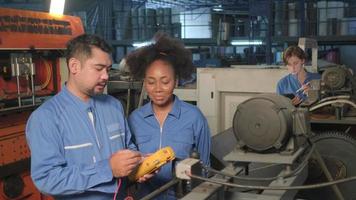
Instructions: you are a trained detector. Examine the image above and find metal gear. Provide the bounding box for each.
[298,131,356,200]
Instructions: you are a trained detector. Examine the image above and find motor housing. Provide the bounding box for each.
[233,94,310,153]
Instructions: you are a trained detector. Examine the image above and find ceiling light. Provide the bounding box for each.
[213,4,223,12]
[132,41,153,48]
[50,0,65,15]
[230,40,263,46]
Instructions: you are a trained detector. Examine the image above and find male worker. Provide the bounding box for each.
[26,34,147,199]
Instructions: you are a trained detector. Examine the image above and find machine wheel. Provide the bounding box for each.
[3,175,25,199]
[298,131,356,200]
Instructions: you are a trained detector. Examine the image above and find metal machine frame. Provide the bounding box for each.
[0,8,84,200]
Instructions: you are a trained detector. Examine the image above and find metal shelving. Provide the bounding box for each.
[2,0,356,65]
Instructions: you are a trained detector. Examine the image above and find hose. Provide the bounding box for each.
[310,99,356,111]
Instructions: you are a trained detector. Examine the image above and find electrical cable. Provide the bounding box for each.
[187,172,356,190]
[113,178,122,200]
[249,163,282,173]
[204,144,314,181]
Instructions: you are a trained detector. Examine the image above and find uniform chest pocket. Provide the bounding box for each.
[172,130,194,144]
[107,123,124,152]
[64,142,95,164]
[135,135,152,145]
[135,134,153,153]
[170,131,194,159]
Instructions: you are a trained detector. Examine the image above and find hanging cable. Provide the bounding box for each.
[187,172,356,190]
[249,163,282,173]
[204,147,313,181]
[113,178,122,200]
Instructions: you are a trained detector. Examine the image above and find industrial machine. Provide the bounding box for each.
[0,7,84,199]
[191,38,356,199]
[210,94,313,199]
[300,63,356,200]
[140,94,356,200]
[139,93,356,200]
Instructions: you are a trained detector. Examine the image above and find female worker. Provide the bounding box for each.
[276,46,320,105]
[126,33,211,199]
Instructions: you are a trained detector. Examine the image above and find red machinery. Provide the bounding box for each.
[0,7,84,199]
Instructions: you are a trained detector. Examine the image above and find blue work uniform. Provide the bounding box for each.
[276,71,321,101]
[128,95,211,200]
[26,86,136,200]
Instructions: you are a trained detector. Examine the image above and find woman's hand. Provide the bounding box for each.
[301,82,311,95]
[136,153,158,183]
[137,171,158,183]
[292,96,302,106]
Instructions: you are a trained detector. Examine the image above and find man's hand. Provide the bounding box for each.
[110,149,142,178]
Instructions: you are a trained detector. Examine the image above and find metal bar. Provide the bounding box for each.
[181,165,243,200]
[16,74,22,107]
[313,149,345,200]
[140,178,180,200]
[138,82,146,108]
[0,104,39,114]
[126,88,131,116]
[266,0,272,64]
[31,75,35,106]
[29,57,35,106]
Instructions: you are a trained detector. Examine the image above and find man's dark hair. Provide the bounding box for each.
[66,34,112,65]
[125,32,194,80]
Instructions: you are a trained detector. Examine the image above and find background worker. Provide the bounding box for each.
[276,46,321,105]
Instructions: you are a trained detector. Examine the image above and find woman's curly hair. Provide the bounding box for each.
[125,32,194,80]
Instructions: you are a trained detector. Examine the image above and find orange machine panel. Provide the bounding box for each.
[0,111,55,199]
[0,7,84,49]
[0,57,61,101]
[0,111,31,166]
[0,8,82,199]
[0,171,53,200]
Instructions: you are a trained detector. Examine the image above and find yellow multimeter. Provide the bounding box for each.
[128,146,175,181]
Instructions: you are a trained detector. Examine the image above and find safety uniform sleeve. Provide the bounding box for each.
[276,79,284,94]
[114,99,137,151]
[124,115,137,151]
[26,109,115,196]
[193,110,211,167]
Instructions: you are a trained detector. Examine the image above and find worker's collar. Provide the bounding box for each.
[62,85,95,112]
[291,71,313,84]
[142,95,181,119]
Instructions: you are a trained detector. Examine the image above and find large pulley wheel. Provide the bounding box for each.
[232,94,295,152]
[322,67,347,90]
[298,131,356,200]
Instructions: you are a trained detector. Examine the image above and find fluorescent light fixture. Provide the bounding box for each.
[132,41,154,48]
[213,5,223,12]
[230,40,263,46]
[50,0,65,15]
